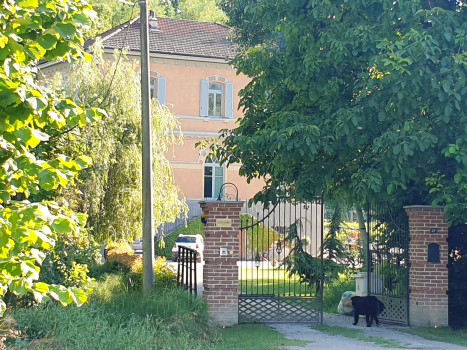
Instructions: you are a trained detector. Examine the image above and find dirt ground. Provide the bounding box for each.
[271,313,467,350]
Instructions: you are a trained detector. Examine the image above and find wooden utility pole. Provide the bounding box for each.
[139,0,155,292]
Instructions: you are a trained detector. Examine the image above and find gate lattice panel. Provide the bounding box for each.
[366,202,410,325]
[238,198,324,323]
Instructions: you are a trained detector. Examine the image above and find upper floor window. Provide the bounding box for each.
[209,82,223,117]
[149,71,166,105]
[200,75,234,118]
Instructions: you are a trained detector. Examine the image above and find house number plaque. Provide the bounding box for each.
[216,219,232,228]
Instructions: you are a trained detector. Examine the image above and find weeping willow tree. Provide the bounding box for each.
[51,43,187,242]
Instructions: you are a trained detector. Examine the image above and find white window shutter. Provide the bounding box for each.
[225,82,234,119]
[157,77,166,106]
[200,80,209,117]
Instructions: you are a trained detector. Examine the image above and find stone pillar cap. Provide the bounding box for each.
[403,205,444,209]
[199,200,245,205]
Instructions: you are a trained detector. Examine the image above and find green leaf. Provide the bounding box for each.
[0,34,8,49]
[377,111,385,121]
[387,183,395,194]
[53,23,76,39]
[25,42,46,59]
[72,14,92,26]
[18,0,38,8]
[0,92,19,107]
[75,155,92,168]
[30,248,46,265]
[44,41,70,59]
[31,128,49,142]
[443,81,450,93]
[33,282,49,293]
[70,287,87,306]
[37,34,57,50]
[9,278,29,296]
[403,143,409,155]
[16,128,43,148]
[75,213,87,226]
[20,261,39,280]
[51,217,75,234]
[38,169,58,191]
[49,285,74,306]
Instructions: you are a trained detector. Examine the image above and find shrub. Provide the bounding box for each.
[92,242,176,290]
[39,228,100,289]
[104,241,135,273]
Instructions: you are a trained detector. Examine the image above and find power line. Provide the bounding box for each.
[97,0,138,108]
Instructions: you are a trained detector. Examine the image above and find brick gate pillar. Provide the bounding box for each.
[200,200,244,326]
[404,205,448,327]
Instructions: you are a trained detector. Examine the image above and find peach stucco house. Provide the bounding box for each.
[39,15,263,206]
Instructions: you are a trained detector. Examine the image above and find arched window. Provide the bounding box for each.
[204,156,224,198]
[200,75,234,118]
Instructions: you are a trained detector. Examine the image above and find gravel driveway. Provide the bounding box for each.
[271,313,467,350]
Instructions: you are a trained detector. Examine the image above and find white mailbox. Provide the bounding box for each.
[354,272,383,296]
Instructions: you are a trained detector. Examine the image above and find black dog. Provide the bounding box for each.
[351,296,385,327]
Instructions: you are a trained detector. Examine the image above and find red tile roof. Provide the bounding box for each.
[87,16,237,60]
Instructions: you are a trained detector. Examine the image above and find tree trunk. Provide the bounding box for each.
[355,204,369,268]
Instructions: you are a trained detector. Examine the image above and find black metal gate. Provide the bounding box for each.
[238,199,324,323]
[366,202,410,325]
[448,223,467,328]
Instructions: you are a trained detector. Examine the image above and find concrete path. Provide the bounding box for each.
[168,261,465,349]
[271,313,467,350]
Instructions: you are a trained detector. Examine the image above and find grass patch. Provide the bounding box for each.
[398,326,467,347]
[157,217,204,260]
[313,324,410,348]
[6,275,215,350]
[214,324,309,350]
[323,273,356,313]
[239,268,316,296]
[2,273,307,350]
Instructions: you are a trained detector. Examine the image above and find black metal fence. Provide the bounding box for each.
[366,202,410,325]
[176,246,197,296]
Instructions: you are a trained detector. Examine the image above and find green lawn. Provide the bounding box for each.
[398,326,467,347]
[215,324,309,350]
[239,267,317,297]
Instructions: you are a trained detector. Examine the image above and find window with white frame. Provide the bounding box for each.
[149,71,166,105]
[204,156,224,198]
[200,75,234,118]
[208,82,223,117]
